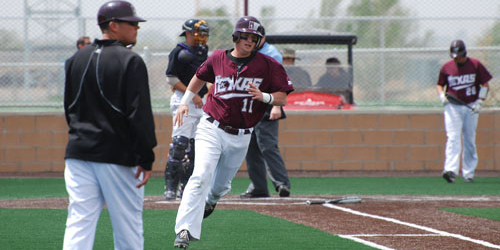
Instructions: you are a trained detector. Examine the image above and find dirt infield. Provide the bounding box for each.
[2,194,500,250]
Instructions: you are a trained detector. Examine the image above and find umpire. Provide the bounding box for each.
[63,1,156,249]
[240,25,291,198]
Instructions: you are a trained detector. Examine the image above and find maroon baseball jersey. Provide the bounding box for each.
[197,49,294,128]
[437,57,492,104]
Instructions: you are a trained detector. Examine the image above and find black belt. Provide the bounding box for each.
[207,117,251,135]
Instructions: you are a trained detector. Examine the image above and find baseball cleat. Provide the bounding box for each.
[203,202,217,219]
[174,230,191,249]
[442,171,456,183]
[278,185,290,197]
[465,178,474,183]
[164,190,176,200]
[239,191,270,199]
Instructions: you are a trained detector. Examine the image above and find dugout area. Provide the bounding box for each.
[266,33,357,106]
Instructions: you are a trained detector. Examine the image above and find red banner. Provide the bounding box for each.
[284,91,353,110]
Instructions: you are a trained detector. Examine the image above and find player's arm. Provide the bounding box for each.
[247,82,287,106]
[471,82,489,114]
[167,76,203,108]
[436,84,448,105]
[478,82,489,100]
[174,76,206,126]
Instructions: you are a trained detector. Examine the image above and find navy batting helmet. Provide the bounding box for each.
[97,0,146,25]
[450,39,466,59]
[180,19,209,36]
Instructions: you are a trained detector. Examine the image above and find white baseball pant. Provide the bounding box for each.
[174,113,252,240]
[63,159,145,250]
[443,102,479,179]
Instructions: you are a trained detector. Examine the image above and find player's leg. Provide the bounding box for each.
[178,109,203,198]
[63,159,104,250]
[461,109,479,180]
[443,104,464,178]
[164,104,181,199]
[164,135,189,199]
[207,130,252,205]
[242,125,270,197]
[96,164,145,250]
[255,119,290,196]
[175,117,221,240]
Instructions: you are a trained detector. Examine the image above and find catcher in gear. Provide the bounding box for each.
[436,39,492,183]
[164,19,210,200]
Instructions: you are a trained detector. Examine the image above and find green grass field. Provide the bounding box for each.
[2,176,500,199]
[1,176,499,249]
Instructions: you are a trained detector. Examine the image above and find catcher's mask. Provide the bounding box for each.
[180,19,209,46]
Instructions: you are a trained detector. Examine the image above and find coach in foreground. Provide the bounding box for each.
[63,1,156,249]
[436,39,492,184]
[172,16,294,249]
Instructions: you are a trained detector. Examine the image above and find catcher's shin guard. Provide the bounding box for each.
[178,138,195,198]
[164,136,190,199]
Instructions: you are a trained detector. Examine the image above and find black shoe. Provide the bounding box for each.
[240,191,270,199]
[442,171,456,183]
[465,178,474,183]
[174,230,191,249]
[203,202,217,219]
[278,185,290,197]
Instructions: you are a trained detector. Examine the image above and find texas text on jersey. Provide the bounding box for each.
[197,49,293,129]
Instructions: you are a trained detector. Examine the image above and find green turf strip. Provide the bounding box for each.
[2,176,500,199]
[441,207,500,222]
[0,208,377,250]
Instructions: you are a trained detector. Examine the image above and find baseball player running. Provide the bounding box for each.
[173,16,294,249]
[164,19,209,200]
[436,39,492,183]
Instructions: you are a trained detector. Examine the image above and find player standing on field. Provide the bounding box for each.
[173,16,294,249]
[436,39,492,183]
[63,1,156,249]
[164,19,209,200]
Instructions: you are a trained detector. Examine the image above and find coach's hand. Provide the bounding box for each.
[174,104,189,127]
[135,167,151,188]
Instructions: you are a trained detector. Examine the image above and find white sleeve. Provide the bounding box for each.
[166,76,181,87]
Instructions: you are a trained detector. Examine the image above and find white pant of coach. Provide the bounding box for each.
[443,102,479,179]
[63,159,145,250]
[175,113,252,240]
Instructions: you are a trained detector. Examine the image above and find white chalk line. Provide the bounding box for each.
[338,235,397,250]
[344,234,439,237]
[325,203,500,249]
[153,195,500,205]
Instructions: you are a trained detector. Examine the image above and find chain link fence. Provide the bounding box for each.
[1,0,499,109]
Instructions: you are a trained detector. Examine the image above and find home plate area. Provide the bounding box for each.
[150,195,500,250]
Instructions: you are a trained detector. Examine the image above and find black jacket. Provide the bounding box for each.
[64,39,157,170]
